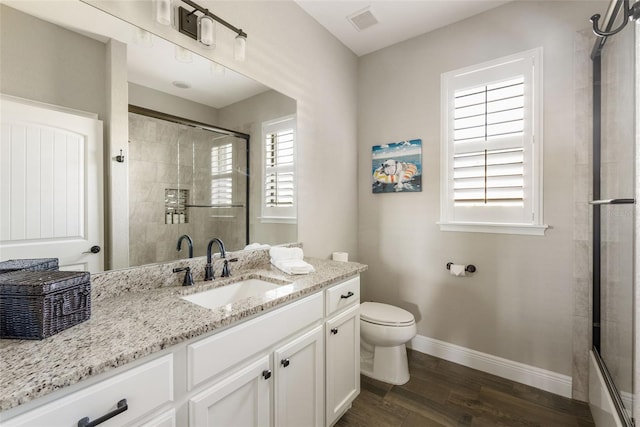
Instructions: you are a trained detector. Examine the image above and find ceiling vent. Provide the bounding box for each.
[347,7,379,32]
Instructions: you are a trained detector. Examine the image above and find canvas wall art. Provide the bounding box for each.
[372,139,422,193]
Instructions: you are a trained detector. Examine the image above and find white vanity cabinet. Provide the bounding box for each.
[186,292,325,427]
[189,356,272,426]
[274,325,324,427]
[1,273,362,427]
[2,355,174,427]
[324,276,360,427]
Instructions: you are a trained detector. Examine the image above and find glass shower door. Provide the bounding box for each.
[597,20,636,421]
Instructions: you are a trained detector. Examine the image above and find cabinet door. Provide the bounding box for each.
[189,356,271,427]
[274,325,324,427]
[138,409,176,427]
[325,304,360,427]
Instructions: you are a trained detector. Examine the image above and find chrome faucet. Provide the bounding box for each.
[204,238,226,281]
[176,234,194,258]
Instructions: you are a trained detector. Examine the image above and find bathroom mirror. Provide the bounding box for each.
[0,1,297,270]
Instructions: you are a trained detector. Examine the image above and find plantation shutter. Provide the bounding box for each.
[265,129,294,208]
[453,77,525,206]
[211,143,233,206]
[262,116,296,220]
[440,48,544,232]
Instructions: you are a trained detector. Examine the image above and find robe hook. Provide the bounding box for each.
[590,0,640,37]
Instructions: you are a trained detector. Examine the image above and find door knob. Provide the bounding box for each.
[83,245,101,254]
[281,358,290,367]
[331,328,339,335]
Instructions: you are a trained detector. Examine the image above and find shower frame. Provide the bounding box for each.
[589,0,636,425]
[129,104,251,248]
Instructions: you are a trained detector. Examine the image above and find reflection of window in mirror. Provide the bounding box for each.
[262,115,297,223]
[211,143,234,207]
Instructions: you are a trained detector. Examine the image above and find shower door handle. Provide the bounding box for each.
[589,198,635,205]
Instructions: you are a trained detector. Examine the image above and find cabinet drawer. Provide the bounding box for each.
[188,292,323,390]
[4,355,174,427]
[326,276,360,316]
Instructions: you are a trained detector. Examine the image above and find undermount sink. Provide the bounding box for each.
[181,278,285,310]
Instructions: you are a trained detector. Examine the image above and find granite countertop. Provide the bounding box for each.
[0,257,367,412]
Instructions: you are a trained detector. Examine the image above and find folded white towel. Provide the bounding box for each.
[272,258,315,275]
[269,247,303,262]
[244,243,271,250]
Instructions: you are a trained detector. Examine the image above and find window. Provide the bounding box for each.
[211,142,233,206]
[439,48,547,235]
[262,115,296,222]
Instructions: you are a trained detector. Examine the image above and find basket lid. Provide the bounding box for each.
[0,271,90,296]
[0,258,58,272]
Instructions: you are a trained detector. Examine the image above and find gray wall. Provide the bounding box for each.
[0,4,106,118]
[357,0,605,380]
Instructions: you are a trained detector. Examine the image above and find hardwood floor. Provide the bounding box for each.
[335,350,595,427]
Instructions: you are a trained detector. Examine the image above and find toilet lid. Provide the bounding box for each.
[360,302,415,326]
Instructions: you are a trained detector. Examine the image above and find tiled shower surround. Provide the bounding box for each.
[128,112,247,266]
[572,26,635,413]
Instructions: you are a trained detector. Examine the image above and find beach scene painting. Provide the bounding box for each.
[372,139,422,193]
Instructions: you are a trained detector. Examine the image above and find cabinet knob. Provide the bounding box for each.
[331,328,339,335]
[281,358,290,367]
[262,370,272,380]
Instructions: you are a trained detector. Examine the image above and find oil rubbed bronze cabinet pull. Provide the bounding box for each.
[340,292,354,299]
[77,399,128,427]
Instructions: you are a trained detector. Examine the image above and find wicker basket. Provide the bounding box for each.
[0,258,59,274]
[0,271,91,340]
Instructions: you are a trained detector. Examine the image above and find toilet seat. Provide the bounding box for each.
[360,302,415,327]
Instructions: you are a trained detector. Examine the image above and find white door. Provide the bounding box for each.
[189,356,271,427]
[326,304,360,427]
[274,325,324,427]
[0,97,104,272]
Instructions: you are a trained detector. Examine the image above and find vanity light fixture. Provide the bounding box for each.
[198,14,215,48]
[234,33,246,62]
[175,0,248,60]
[154,0,172,26]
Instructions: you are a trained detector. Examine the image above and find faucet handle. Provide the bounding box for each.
[221,258,238,278]
[173,267,194,286]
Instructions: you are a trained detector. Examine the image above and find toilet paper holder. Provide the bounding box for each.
[446,262,476,273]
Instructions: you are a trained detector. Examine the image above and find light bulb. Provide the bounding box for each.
[198,15,216,48]
[154,0,172,26]
[234,34,246,61]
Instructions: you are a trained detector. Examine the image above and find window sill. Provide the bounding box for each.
[259,216,297,224]
[437,221,548,236]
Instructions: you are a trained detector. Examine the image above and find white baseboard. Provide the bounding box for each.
[408,334,572,398]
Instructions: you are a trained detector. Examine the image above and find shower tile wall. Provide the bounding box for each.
[128,113,246,267]
[572,28,594,402]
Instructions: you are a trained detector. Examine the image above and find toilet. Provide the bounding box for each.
[359,302,417,385]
